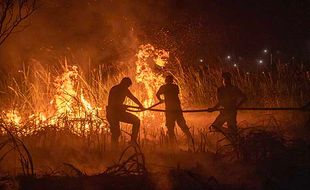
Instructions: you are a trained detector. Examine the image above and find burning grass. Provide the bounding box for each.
[1,44,308,137]
[0,44,309,189]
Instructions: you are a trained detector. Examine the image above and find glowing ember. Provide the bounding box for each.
[4,110,22,125]
[29,113,47,125]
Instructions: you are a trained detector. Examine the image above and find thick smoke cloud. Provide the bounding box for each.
[0,0,155,75]
[0,0,219,76]
[0,0,308,78]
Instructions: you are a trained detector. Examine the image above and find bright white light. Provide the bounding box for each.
[227,55,231,59]
[199,59,204,63]
[263,49,268,53]
[258,59,263,64]
[246,72,250,75]
[233,63,237,67]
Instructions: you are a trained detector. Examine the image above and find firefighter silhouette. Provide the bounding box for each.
[106,77,144,147]
[208,72,247,137]
[156,75,193,145]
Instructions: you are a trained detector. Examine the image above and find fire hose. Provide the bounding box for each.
[126,101,310,113]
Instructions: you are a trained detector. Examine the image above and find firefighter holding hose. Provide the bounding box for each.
[156,75,193,146]
[106,77,144,147]
[208,72,247,138]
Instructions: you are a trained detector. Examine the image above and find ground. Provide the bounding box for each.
[1,111,309,190]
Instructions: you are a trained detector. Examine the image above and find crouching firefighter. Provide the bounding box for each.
[156,75,194,147]
[106,77,144,147]
[208,72,247,140]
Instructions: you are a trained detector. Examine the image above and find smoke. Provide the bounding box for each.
[0,0,166,75]
[0,0,221,78]
[1,0,307,88]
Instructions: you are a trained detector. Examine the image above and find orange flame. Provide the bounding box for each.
[2,44,169,136]
[135,44,169,107]
[3,64,103,135]
[4,110,22,125]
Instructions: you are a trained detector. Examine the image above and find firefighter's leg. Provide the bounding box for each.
[107,110,121,148]
[120,112,140,143]
[210,112,226,133]
[227,112,238,137]
[176,112,194,145]
[108,120,121,148]
[166,113,176,144]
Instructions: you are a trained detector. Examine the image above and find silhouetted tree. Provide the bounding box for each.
[0,0,36,46]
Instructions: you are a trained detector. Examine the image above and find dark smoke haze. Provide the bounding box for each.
[0,0,309,77]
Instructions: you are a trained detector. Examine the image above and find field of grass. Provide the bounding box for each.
[0,45,309,189]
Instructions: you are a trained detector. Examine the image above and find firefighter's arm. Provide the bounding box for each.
[127,90,144,109]
[208,102,220,112]
[156,87,164,102]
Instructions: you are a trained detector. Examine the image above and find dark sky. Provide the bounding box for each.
[140,0,310,59]
[0,0,309,74]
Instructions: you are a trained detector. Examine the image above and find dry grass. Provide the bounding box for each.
[0,53,309,187]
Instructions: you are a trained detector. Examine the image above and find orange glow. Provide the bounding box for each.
[3,63,104,136]
[1,44,170,137]
[4,110,22,125]
[135,44,169,107]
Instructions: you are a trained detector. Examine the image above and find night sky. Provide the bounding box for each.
[0,0,309,74]
[141,0,310,59]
